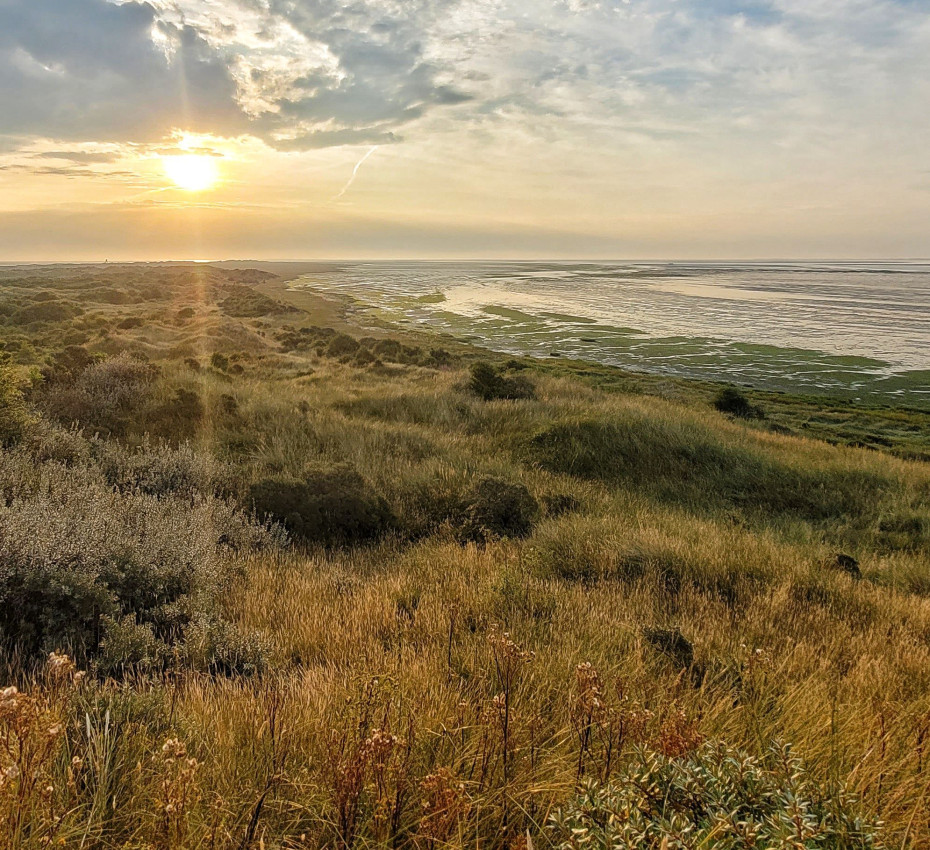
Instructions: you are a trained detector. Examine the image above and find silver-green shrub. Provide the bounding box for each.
[548,741,881,849]
[0,447,279,668]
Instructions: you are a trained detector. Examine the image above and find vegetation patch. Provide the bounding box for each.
[249,463,395,546]
[527,414,890,523]
[467,361,535,401]
[549,742,880,849]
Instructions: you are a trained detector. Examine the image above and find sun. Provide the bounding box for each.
[162,154,219,191]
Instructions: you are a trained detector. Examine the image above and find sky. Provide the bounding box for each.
[0,0,928,261]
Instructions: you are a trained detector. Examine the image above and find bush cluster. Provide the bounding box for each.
[249,463,395,546]
[713,385,765,420]
[275,326,456,369]
[0,353,34,445]
[458,476,539,542]
[40,351,159,436]
[0,450,275,671]
[549,741,880,849]
[468,361,536,401]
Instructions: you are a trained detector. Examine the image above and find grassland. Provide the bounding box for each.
[1,263,930,848]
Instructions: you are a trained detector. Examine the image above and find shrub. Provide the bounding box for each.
[95,440,239,499]
[459,477,539,542]
[542,493,581,517]
[713,385,764,420]
[41,345,99,384]
[24,422,90,465]
[0,353,34,445]
[548,741,881,849]
[0,453,273,662]
[147,388,205,440]
[211,352,230,371]
[13,301,80,324]
[327,333,360,358]
[249,464,395,546]
[42,351,158,436]
[468,361,535,401]
[180,615,268,676]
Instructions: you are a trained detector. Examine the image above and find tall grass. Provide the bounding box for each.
[3,314,930,846]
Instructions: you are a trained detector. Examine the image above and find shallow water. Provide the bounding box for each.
[290,261,930,406]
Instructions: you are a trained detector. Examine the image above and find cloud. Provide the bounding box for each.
[35,150,121,164]
[0,0,245,143]
[0,0,928,197]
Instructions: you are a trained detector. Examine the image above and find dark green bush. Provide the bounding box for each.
[468,361,535,401]
[327,333,360,358]
[549,741,880,849]
[13,301,81,324]
[714,385,764,419]
[41,345,100,384]
[147,388,205,440]
[249,464,395,546]
[542,493,581,517]
[458,476,539,542]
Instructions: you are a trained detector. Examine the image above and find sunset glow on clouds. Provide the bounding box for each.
[1,0,928,259]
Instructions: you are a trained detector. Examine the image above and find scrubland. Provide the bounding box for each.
[1,264,930,848]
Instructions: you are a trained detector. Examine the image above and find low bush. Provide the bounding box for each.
[249,463,395,546]
[714,385,765,419]
[13,301,81,324]
[95,440,239,499]
[41,351,159,436]
[0,453,274,663]
[0,353,34,445]
[146,387,205,440]
[458,476,539,542]
[549,741,880,849]
[327,333,360,358]
[542,492,582,517]
[468,361,535,401]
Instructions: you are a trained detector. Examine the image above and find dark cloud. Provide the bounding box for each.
[0,0,472,151]
[0,0,245,143]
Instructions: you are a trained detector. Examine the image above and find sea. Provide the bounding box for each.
[288,261,930,406]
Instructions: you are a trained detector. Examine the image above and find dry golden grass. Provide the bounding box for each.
[4,266,930,847]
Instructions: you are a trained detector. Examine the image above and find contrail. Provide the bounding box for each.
[332,146,378,201]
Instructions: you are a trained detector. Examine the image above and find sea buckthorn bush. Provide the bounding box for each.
[549,741,882,850]
[0,449,276,668]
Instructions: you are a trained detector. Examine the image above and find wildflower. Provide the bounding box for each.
[47,651,75,678]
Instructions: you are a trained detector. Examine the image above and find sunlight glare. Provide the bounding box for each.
[162,154,219,192]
